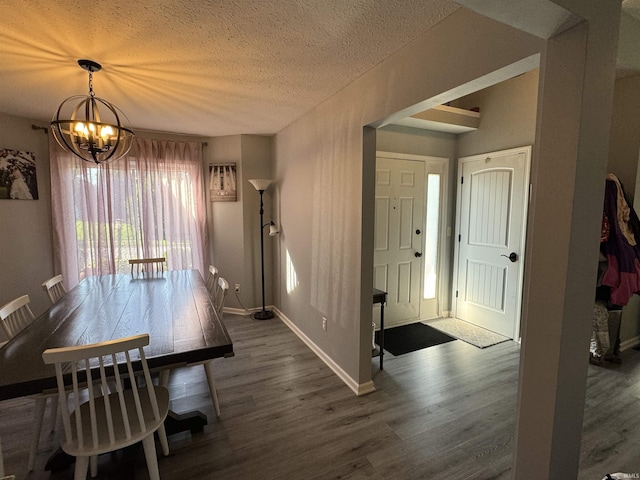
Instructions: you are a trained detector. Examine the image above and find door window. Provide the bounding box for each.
[424,173,440,300]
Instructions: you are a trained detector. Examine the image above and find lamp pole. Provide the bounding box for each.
[249,179,275,320]
[254,189,274,320]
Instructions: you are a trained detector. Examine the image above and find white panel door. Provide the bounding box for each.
[454,147,530,339]
[374,157,425,325]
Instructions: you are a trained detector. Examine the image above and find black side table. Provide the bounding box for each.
[373,288,387,370]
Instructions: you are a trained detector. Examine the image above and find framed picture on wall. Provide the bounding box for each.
[209,163,237,202]
[0,148,39,200]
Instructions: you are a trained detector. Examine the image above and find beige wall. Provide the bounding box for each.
[204,134,274,312]
[377,126,456,159]
[205,136,244,309]
[240,135,275,311]
[618,12,640,77]
[273,2,619,475]
[609,75,640,198]
[455,69,540,157]
[0,114,54,332]
[273,8,543,389]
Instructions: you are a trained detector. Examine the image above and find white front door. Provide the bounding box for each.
[454,146,531,339]
[374,156,425,326]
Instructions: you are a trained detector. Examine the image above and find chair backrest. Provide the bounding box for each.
[128,257,166,275]
[213,277,229,318]
[42,334,163,452]
[0,294,35,339]
[205,265,219,298]
[42,274,67,304]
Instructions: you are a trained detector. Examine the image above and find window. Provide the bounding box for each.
[50,137,207,287]
[423,173,440,300]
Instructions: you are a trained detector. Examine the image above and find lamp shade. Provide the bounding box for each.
[248,179,273,191]
[269,223,280,236]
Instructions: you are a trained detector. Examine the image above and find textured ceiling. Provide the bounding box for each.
[0,0,460,137]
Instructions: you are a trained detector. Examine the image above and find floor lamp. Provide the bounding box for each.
[249,179,277,320]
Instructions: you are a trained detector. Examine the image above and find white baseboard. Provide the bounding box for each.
[621,335,640,351]
[224,307,250,316]
[384,317,422,329]
[223,305,276,316]
[274,307,376,396]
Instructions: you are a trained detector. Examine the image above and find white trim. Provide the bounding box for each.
[274,307,376,396]
[223,307,250,316]
[385,317,421,329]
[223,305,276,316]
[433,104,480,118]
[376,150,444,162]
[620,335,640,352]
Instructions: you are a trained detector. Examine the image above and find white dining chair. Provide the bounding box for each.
[0,295,35,339]
[42,334,170,480]
[0,294,59,472]
[205,265,219,298]
[41,274,67,305]
[213,276,230,319]
[204,276,229,416]
[128,257,166,275]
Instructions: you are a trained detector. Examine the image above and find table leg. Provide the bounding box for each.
[164,410,208,435]
[158,367,209,434]
[380,302,384,370]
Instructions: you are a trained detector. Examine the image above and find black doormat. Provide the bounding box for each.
[375,322,456,356]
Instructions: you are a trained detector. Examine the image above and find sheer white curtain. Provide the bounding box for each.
[50,136,208,288]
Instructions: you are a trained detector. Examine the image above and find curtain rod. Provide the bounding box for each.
[32,124,208,146]
[31,124,48,134]
[134,127,208,145]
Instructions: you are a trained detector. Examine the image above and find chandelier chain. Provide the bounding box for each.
[88,71,95,98]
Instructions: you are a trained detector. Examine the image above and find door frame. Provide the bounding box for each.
[375,151,449,324]
[452,145,531,341]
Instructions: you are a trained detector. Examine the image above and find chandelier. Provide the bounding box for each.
[50,59,134,164]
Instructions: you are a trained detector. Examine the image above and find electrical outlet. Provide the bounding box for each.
[322,317,327,331]
[234,283,240,293]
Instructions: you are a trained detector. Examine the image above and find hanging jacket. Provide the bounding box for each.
[600,175,640,305]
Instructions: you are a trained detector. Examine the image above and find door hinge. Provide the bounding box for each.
[458,234,461,242]
[461,176,464,184]
[455,290,458,298]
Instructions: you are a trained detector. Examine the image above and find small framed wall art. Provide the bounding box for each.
[0,148,39,200]
[209,163,237,202]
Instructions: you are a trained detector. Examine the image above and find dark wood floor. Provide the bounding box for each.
[2,313,639,479]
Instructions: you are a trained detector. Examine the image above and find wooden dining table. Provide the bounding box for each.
[0,270,233,426]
